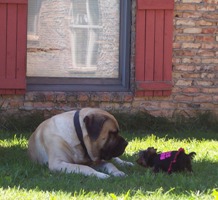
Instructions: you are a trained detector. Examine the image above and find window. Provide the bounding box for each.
[0,0,173,96]
[27,0,131,91]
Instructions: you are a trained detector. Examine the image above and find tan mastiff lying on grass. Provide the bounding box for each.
[28,108,133,179]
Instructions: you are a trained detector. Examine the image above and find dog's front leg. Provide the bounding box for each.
[94,161,126,177]
[49,160,110,179]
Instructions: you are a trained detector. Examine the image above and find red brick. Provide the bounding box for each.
[176,19,195,26]
[123,94,133,102]
[195,81,214,86]
[182,57,201,64]
[196,5,215,11]
[201,43,216,49]
[77,93,89,102]
[182,43,201,48]
[200,73,216,79]
[56,92,66,102]
[213,96,218,102]
[176,4,196,11]
[200,103,216,109]
[196,20,213,26]
[174,95,193,102]
[44,92,55,101]
[25,92,35,101]
[90,93,101,101]
[173,43,182,49]
[195,36,214,42]
[149,110,174,118]
[183,87,200,93]
[205,0,218,3]
[175,35,195,41]
[159,102,175,109]
[202,88,218,93]
[23,102,34,110]
[183,12,202,18]
[9,100,23,108]
[174,65,195,71]
[203,13,218,20]
[202,28,217,34]
[33,102,54,109]
[198,50,215,57]
[182,0,202,3]
[100,93,111,102]
[193,95,213,102]
[182,73,200,78]
[202,58,218,64]
[183,28,202,34]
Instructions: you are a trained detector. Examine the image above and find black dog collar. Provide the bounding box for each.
[74,110,89,156]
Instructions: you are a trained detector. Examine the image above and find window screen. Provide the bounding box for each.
[27,0,120,78]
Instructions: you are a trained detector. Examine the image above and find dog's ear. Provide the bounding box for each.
[188,152,196,159]
[147,147,157,154]
[84,114,108,141]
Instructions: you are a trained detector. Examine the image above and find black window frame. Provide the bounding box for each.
[27,0,131,92]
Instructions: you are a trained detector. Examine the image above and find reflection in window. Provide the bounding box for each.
[27,0,120,78]
[69,0,100,71]
[27,0,42,40]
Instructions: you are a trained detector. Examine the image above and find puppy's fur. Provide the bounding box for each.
[136,147,196,174]
[28,108,133,179]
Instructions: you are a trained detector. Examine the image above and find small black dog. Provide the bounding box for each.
[136,147,196,174]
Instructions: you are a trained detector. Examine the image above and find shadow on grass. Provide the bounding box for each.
[0,140,217,197]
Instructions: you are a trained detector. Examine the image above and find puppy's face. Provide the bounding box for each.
[84,112,128,161]
[136,147,157,167]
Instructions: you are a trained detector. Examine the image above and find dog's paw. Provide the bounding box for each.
[111,170,126,177]
[113,157,134,167]
[95,172,110,179]
[122,161,134,167]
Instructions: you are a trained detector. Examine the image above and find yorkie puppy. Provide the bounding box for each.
[136,147,196,174]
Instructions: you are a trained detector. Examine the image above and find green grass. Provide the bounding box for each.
[0,130,218,200]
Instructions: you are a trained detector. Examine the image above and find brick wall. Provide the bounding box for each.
[172,0,218,117]
[131,0,218,118]
[0,0,217,119]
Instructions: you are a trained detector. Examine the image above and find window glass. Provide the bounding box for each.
[27,0,120,78]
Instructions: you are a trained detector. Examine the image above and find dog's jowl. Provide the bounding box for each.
[28,108,133,179]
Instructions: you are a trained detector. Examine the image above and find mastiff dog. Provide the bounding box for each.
[28,108,133,179]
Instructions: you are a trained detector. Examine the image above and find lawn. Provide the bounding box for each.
[0,127,218,199]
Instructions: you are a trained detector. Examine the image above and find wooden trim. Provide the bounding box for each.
[0,0,27,94]
[135,10,146,97]
[1,79,26,88]
[17,4,27,86]
[0,0,27,4]
[6,4,17,81]
[135,0,174,97]
[137,0,174,10]
[163,10,173,96]
[137,81,172,91]
[0,4,7,83]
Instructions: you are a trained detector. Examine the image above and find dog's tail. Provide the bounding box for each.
[189,152,196,159]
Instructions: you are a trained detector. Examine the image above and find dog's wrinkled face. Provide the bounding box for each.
[100,131,128,160]
[84,112,128,161]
